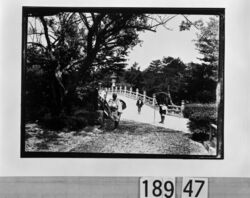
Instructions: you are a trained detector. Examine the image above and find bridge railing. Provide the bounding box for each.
[100,86,184,117]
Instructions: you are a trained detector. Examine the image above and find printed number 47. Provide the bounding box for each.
[182,179,207,198]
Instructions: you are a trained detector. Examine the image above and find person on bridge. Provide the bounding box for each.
[108,93,123,129]
[136,97,144,114]
[159,103,167,124]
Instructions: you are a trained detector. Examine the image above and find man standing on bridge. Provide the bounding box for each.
[159,103,167,124]
[136,97,144,114]
[108,93,123,129]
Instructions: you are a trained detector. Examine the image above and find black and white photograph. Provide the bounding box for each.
[21,7,224,158]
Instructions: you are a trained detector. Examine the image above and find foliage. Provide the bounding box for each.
[26,11,170,123]
[194,17,219,69]
[25,60,52,121]
[179,16,219,69]
[123,53,219,104]
[25,12,221,133]
[183,103,217,121]
[123,62,144,90]
[178,17,220,103]
[183,62,217,103]
[122,17,219,104]
[183,103,217,142]
[141,57,187,103]
[41,109,103,131]
[41,115,88,131]
[73,110,101,126]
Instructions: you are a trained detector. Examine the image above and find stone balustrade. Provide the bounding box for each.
[100,86,185,117]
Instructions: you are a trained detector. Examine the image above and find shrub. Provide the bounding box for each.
[73,109,100,125]
[25,65,52,121]
[184,103,217,142]
[41,114,87,131]
[183,103,216,120]
[191,132,210,142]
[41,115,67,130]
[189,108,217,124]
[65,116,88,131]
[196,90,216,103]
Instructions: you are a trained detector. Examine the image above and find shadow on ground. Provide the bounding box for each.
[25,120,208,155]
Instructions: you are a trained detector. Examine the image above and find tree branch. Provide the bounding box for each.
[27,42,46,50]
[39,16,52,51]
[79,13,90,30]
[145,14,178,30]
[182,15,200,30]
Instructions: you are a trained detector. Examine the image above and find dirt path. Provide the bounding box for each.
[25,120,208,155]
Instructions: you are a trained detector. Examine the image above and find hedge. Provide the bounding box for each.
[183,103,217,142]
[41,115,88,131]
[183,103,216,120]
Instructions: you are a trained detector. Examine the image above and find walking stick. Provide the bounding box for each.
[153,104,156,123]
[153,94,156,123]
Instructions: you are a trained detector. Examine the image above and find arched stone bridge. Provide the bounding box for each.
[100,87,190,133]
[103,86,185,115]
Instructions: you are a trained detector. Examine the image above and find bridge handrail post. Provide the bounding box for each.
[143,90,146,103]
[130,87,132,98]
[136,88,139,99]
[119,86,122,94]
[124,86,127,96]
[181,100,185,116]
[152,94,156,106]
[115,86,118,93]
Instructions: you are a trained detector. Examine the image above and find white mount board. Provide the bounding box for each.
[0,0,250,177]
[0,177,250,198]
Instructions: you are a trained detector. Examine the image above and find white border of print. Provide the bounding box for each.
[1,0,250,177]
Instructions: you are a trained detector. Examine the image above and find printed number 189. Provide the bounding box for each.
[140,177,175,198]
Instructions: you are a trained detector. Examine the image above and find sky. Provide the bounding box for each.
[126,15,217,70]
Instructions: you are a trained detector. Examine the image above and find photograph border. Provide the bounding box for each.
[21,6,225,159]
